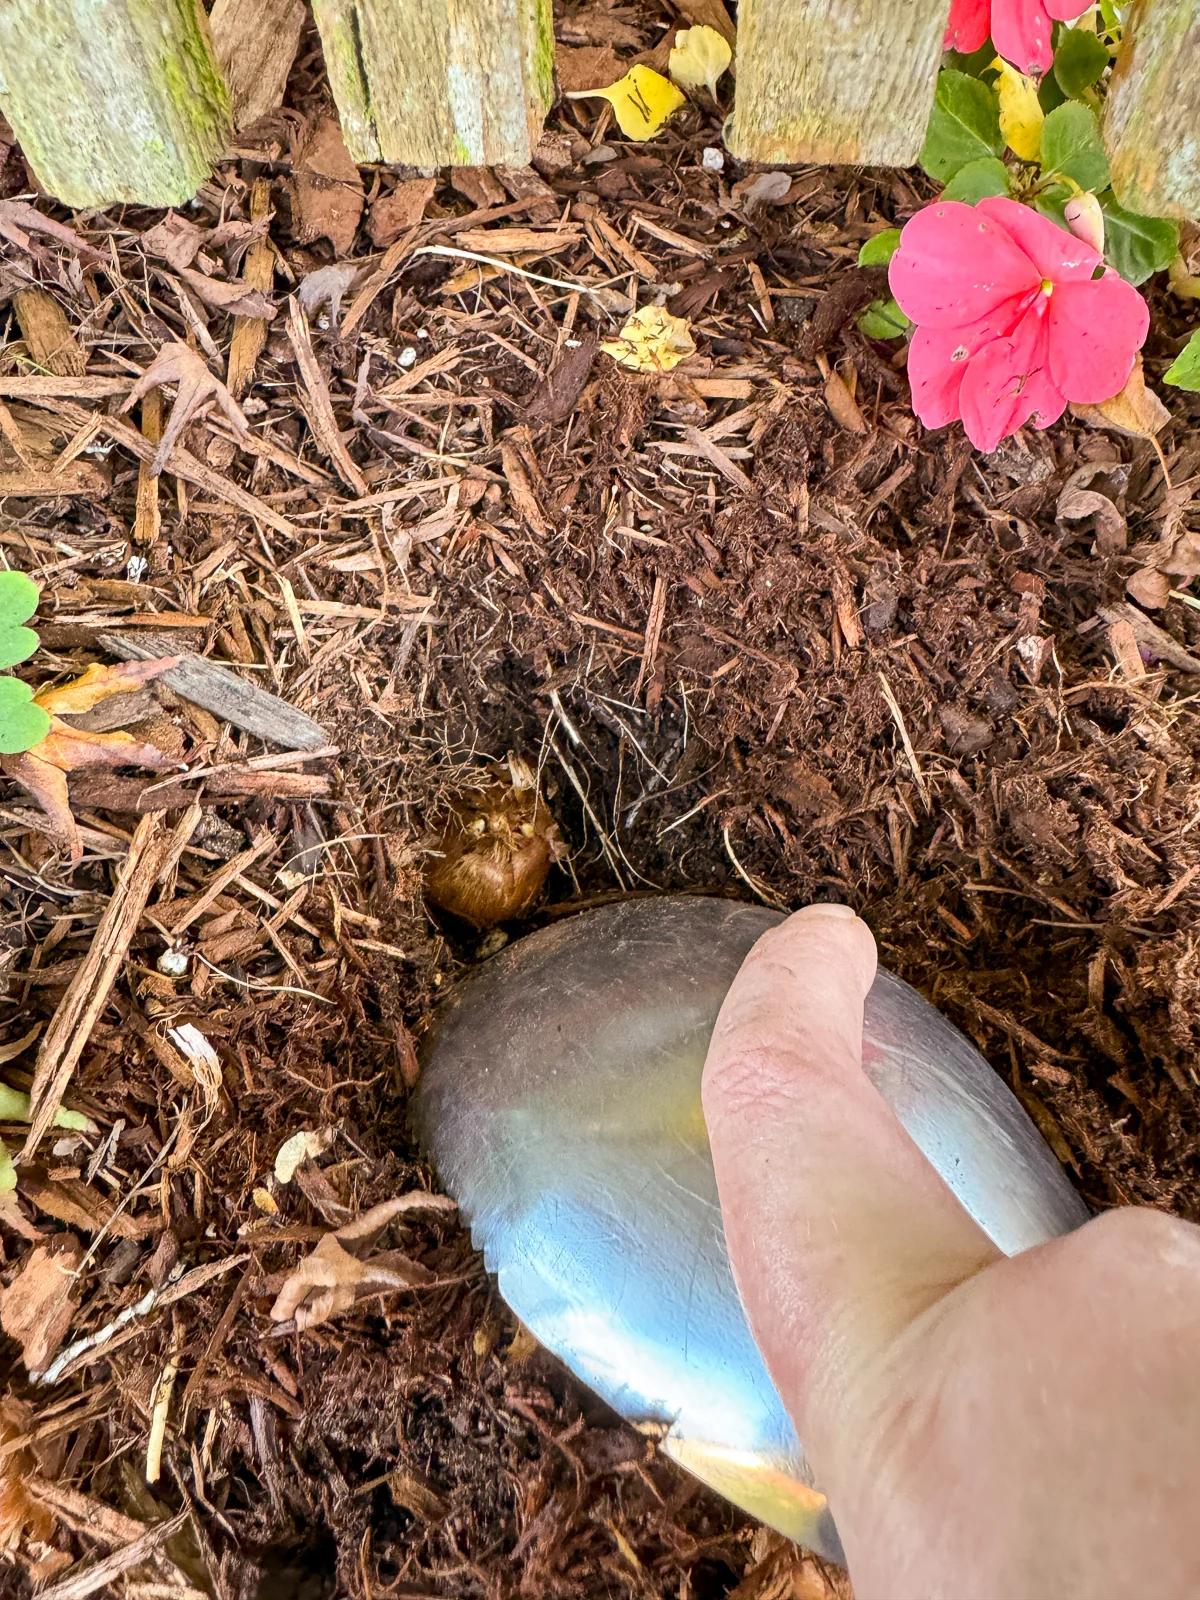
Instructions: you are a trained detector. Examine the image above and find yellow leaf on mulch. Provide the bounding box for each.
[669,25,732,96]
[565,64,686,141]
[600,305,696,373]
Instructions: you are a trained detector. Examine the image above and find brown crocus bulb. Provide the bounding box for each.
[425,756,562,928]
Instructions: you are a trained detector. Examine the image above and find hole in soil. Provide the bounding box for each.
[252,1536,338,1600]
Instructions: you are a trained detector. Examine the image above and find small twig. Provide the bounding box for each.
[192,952,335,1005]
[412,246,625,300]
[877,671,931,813]
[549,737,626,889]
[722,827,787,909]
[19,807,201,1162]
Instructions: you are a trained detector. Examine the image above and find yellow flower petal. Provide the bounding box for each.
[565,64,686,142]
[993,57,1044,163]
[599,305,696,373]
[668,25,732,97]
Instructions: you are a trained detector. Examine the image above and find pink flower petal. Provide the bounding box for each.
[975,196,1101,282]
[907,307,1029,431]
[1045,0,1089,18]
[944,0,990,53]
[991,0,1055,75]
[958,303,1065,451]
[907,328,974,430]
[1046,271,1149,402]
[890,202,1041,329]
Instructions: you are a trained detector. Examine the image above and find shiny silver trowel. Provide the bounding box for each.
[414,897,1087,1562]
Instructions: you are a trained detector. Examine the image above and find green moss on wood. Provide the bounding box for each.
[311,0,381,163]
[0,0,231,207]
[311,0,553,168]
[1104,0,1200,219]
[728,0,948,168]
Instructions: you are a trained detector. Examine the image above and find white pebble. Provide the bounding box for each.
[702,147,725,173]
[157,948,188,977]
[399,346,418,368]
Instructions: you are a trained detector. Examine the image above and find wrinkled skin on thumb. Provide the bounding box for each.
[702,905,1200,1600]
[701,905,1000,1466]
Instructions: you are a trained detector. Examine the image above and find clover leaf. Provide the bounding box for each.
[0,676,50,755]
[0,570,40,670]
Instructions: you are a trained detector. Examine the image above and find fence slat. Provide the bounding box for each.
[310,0,554,168]
[727,0,950,168]
[1104,0,1200,219]
[211,0,307,130]
[0,1,231,208]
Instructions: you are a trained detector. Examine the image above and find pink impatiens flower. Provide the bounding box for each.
[945,0,1086,77]
[889,197,1148,453]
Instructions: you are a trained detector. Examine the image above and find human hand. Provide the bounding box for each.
[702,904,1200,1600]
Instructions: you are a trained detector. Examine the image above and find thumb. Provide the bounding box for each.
[701,904,1001,1477]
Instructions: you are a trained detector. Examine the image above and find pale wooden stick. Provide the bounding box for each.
[19,806,201,1162]
[228,177,276,400]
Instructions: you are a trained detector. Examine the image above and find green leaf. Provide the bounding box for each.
[1053,26,1109,98]
[1099,190,1179,286]
[1037,70,1069,114]
[0,1082,92,1130]
[920,69,1003,183]
[942,156,1012,202]
[944,42,997,78]
[1164,328,1200,391]
[1034,179,1073,230]
[857,298,911,339]
[858,228,902,267]
[1040,101,1111,191]
[0,570,40,670]
[0,676,50,755]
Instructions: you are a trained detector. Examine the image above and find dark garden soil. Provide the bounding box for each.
[1,4,1200,1597]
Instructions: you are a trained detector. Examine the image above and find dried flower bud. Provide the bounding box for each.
[425,756,562,928]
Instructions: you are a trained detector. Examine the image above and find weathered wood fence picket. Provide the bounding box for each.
[0,0,1194,216]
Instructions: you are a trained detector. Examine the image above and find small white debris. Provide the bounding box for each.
[168,1022,219,1071]
[417,327,429,340]
[275,1128,334,1185]
[702,146,724,172]
[127,555,148,583]
[157,948,188,977]
[398,346,418,368]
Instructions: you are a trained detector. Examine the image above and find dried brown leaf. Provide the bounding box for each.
[0,1396,56,1550]
[1071,355,1170,438]
[270,1234,431,1330]
[0,1236,81,1374]
[119,344,249,477]
[142,213,207,272]
[1056,478,1126,554]
[1126,567,1172,608]
[823,369,868,434]
[368,177,436,248]
[269,1193,451,1331]
[177,266,276,320]
[2,659,181,860]
[0,200,104,265]
[292,115,364,258]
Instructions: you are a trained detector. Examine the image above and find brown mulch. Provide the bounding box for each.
[1,3,1199,1597]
